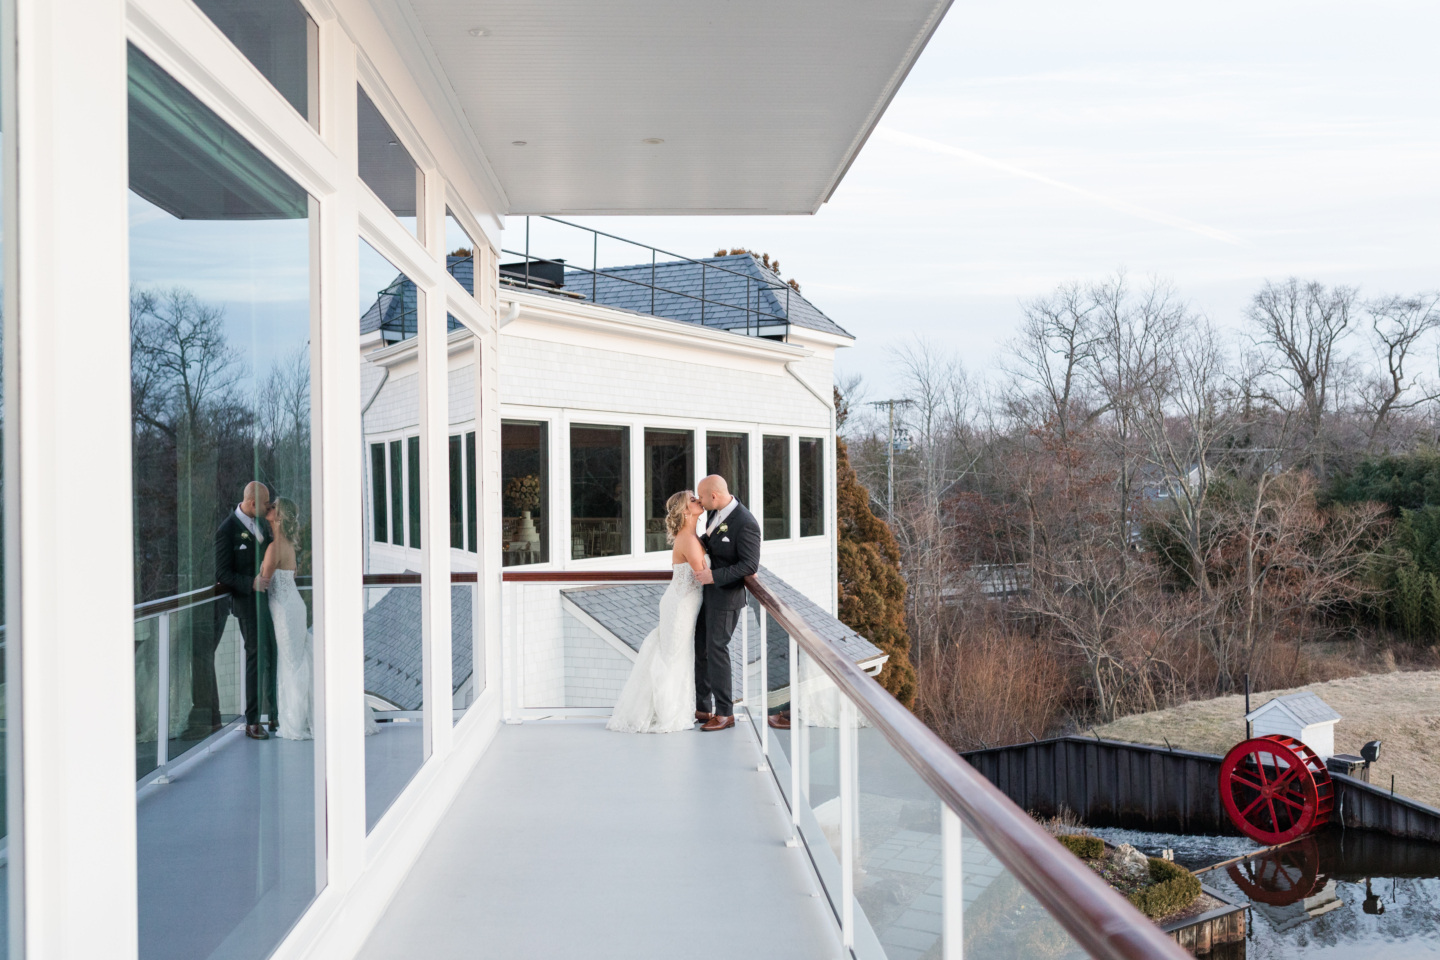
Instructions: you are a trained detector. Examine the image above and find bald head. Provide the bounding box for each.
[241,481,270,518]
[696,474,732,511]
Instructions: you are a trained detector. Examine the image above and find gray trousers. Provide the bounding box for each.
[694,601,741,717]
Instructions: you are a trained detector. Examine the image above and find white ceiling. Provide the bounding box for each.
[405,0,953,215]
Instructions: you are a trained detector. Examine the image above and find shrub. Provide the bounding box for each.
[1126,858,1201,918]
[1056,834,1103,859]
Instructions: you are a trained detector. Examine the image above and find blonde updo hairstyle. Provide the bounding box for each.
[664,490,695,545]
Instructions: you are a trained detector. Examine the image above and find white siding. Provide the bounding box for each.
[502,336,830,430]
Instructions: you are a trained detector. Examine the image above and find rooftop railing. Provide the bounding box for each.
[500,216,796,336]
[502,568,1187,960]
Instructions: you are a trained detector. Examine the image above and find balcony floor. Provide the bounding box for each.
[356,719,842,960]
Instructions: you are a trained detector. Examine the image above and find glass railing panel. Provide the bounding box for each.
[794,645,846,921]
[959,827,1087,960]
[452,582,479,722]
[853,707,947,959]
[364,583,425,831]
[135,615,162,781]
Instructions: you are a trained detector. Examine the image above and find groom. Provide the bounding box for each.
[693,474,761,731]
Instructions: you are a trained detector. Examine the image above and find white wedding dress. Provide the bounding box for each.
[268,569,314,741]
[607,560,707,734]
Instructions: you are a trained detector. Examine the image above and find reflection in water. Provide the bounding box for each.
[1094,826,1440,959]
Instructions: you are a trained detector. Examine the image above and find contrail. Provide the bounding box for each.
[877,127,1242,246]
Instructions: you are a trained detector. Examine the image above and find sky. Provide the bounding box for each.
[540,0,1440,399]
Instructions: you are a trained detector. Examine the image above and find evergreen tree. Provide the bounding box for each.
[835,388,917,707]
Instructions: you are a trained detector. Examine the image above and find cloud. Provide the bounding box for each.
[875,127,1245,246]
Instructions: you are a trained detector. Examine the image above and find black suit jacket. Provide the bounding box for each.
[700,500,761,611]
[215,511,272,617]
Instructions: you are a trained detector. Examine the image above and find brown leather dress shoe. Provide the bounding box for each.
[245,724,270,740]
[695,710,714,723]
[701,715,735,731]
[767,712,791,730]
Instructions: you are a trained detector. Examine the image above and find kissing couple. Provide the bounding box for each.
[607,474,761,734]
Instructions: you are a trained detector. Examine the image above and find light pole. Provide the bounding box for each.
[868,398,912,515]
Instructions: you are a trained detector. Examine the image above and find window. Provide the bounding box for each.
[129,43,319,958]
[706,431,749,505]
[408,435,421,549]
[763,435,790,540]
[571,425,630,559]
[358,239,425,832]
[448,431,479,552]
[192,0,318,129]
[445,207,476,295]
[389,438,404,545]
[502,421,548,566]
[800,437,825,537]
[371,443,388,541]
[644,429,693,552]
[466,432,478,552]
[449,435,464,549]
[357,85,422,237]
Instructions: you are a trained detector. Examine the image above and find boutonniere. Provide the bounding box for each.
[241,532,250,540]
[719,524,728,533]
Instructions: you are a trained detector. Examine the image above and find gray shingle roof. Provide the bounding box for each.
[1247,691,1341,725]
[556,253,853,340]
[360,254,472,341]
[362,583,474,710]
[563,566,882,702]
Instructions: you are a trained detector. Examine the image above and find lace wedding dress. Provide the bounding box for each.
[268,569,314,741]
[607,560,706,734]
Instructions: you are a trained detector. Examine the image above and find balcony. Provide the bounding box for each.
[355,572,1189,960]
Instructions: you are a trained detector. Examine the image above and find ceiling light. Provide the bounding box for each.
[512,140,527,146]
[468,27,487,37]
[642,138,664,145]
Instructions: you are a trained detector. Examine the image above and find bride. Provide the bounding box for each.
[260,496,314,741]
[608,490,707,734]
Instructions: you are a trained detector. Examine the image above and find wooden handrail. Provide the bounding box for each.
[741,573,1189,960]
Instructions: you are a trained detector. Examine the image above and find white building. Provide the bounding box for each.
[0,0,1188,958]
[1246,692,1342,761]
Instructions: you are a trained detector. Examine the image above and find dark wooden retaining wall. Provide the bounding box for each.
[960,735,1440,843]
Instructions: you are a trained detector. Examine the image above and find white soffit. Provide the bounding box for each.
[405,0,953,215]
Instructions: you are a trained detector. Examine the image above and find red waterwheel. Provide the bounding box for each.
[1220,735,1333,845]
[1225,835,1327,906]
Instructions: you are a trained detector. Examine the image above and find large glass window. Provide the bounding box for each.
[359,239,424,831]
[0,14,11,953]
[763,436,791,540]
[502,421,548,567]
[570,425,630,559]
[445,207,476,296]
[192,0,318,129]
[800,437,825,537]
[450,337,482,722]
[357,86,421,238]
[644,429,692,552]
[129,44,319,960]
[706,431,749,505]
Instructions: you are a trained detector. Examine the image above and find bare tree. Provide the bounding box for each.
[1360,292,1440,453]
[1135,321,1235,598]
[1246,279,1358,481]
[889,339,976,663]
[1085,273,1186,567]
[1005,283,1100,442]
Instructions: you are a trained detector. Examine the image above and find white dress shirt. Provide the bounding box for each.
[235,505,265,544]
[704,497,740,537]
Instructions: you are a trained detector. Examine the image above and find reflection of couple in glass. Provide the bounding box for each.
[216,481,312,742]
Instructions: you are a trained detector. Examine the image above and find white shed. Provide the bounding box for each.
[1246,692,1341,760]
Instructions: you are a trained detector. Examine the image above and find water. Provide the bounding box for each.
[1090,826,1440,958]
